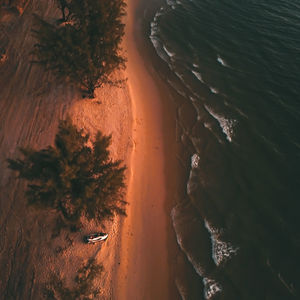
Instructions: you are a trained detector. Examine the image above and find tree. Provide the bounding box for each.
[7,117,127,227]
[32,0,127,98]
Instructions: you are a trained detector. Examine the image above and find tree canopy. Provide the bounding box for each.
[7,117,127,227]
[32,0,126,98]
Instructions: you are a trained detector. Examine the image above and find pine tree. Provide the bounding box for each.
[7,117,127,227]
[32,0,127,98]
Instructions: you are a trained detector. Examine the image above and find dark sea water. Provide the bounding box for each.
[148,0,300,299]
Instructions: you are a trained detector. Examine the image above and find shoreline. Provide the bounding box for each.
[116,0,170,295]
[114,0,183,298]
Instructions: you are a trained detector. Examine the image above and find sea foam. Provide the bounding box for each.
[203,278,222,299]
[217,55,228,67]
[204,220,239,266]
[209,87,219,94]
[192,70,205,83]
[191,153,200,168]
[163,44,176,58]
[204,105,236,142]
[171,205,206,277]
[150,10,171,64]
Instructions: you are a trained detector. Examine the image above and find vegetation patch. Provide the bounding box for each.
[31,0,126,98]
[7,117,127,231]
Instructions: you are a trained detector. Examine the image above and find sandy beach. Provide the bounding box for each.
[0,0,182,298]
[113,0,187,298]
[0,1,133,298]
[70,0,180,297]
[2,1,298,299]
[115,0,169,298]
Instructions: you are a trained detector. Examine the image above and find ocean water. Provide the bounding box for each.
[149,0,300,299]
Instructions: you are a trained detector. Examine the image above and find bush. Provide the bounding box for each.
[7,117,127,228]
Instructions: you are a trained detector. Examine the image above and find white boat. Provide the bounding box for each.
[85,232,108,244]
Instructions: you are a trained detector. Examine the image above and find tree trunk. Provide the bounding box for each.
[62,8,65,21]
[87,83,95,99]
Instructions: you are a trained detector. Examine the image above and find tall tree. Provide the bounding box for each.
[32,0,127,98]
[7,117,127,227]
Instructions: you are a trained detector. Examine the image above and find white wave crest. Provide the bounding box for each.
[191,153,200,168]
[150,18,170,64]
[150,36,170,63]
[204,105,236,142]
[217,55,228,67]
[204,220,239,266]
[171,206,206,277]
[209,87,218,94]
[175,280,189,300]
[186,173,198,195]
[150,11,175,66]
[175,71,185,82]
[203,278,222,299]
[166,0,176,5]
[212,239,239,266]
[192,70,204,83]
[163,44,175,58]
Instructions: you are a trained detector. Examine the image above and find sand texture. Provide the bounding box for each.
[0,1,132,298]
[0,0,183,298]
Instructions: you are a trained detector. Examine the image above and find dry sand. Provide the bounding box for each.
[0,1,133,298]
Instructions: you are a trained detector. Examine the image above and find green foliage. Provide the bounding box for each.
[44,258,102,299]
[32,0,127,98]
[7,117,127,227]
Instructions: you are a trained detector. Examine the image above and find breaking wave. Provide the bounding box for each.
[148,0,300,298]
[171,204,206,277]
[163,44,176,58]
[191,70,205,83]
[204,220,239,266]
[203,278,222,299]
[204,105,236,142]
[217,55,228,67]
[191,153,200,168]
[209,87,219,94]
[150,9,171,64]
